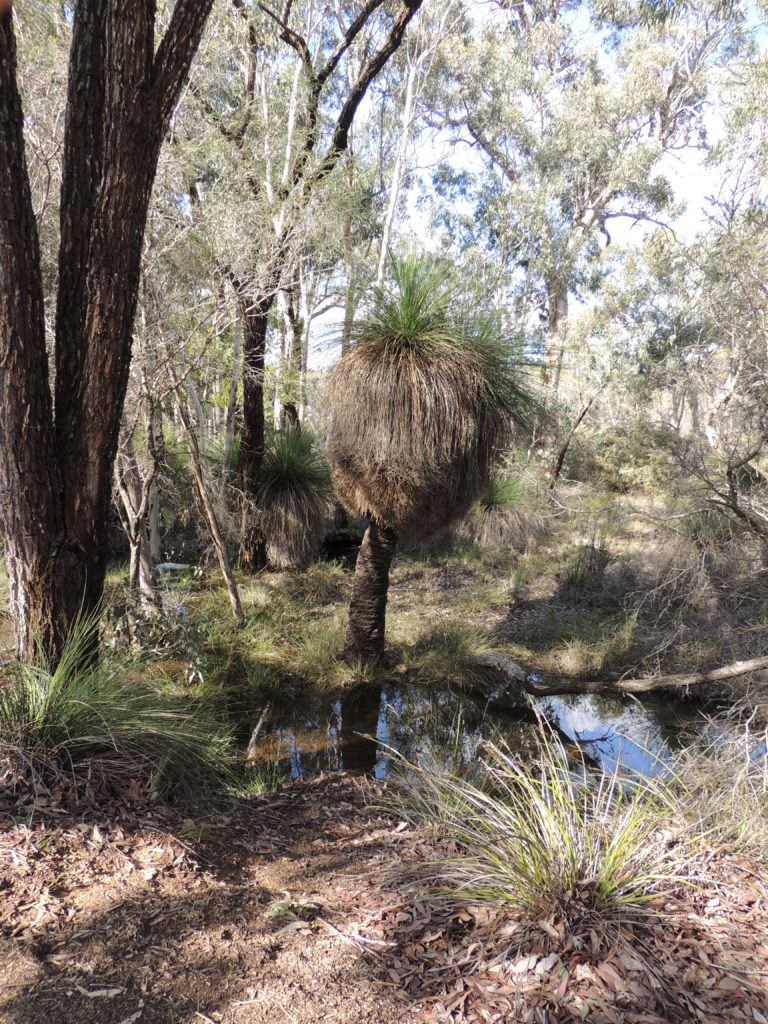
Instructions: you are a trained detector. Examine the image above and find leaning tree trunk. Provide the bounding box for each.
[344,520,398,660]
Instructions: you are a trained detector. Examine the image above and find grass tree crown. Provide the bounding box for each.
[328,255,536,539]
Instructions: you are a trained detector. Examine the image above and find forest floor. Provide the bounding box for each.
[2,487,768,1022]
[2,772,768,1024]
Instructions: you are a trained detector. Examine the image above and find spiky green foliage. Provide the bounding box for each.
[0,619,232,799]
[403,729,684,924]
[258,427,332,569]
[328,255,537,540]
[477,474,526,512]
[459,473,548,550]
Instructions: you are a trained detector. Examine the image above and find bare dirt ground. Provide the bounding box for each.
[2,774,767,1024]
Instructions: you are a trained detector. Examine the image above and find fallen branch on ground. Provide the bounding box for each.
[471,653,768,697]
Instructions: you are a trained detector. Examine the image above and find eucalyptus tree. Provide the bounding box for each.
[179,0,425,569]
[327,256,535,658]
[429,0,741,396]
[0,0,215,662]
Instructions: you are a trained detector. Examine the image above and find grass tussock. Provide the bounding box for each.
[458,474,549,552]
[282,560,349,606]
[403,727,686,927]
[407,622,511,693]
[0,619,232,801]
[674,719,768,862]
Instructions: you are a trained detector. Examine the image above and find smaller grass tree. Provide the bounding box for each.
[327,255,535,658]
[258,427,331,569]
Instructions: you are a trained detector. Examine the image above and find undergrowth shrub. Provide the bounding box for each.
[259,427,331,569]
[458,474,549,551]
[403,728,685,926]
[0,620,232,802]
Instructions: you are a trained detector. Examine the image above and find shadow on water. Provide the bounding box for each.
[249,679,710,780]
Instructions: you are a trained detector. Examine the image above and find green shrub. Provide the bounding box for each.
[403,728,684,924]
[458,474,548,551]
[565,423,678,494]
[0,620,232,800]
[259,427,332,569]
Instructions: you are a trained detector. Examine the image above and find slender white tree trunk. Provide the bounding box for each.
[376,62,418,287]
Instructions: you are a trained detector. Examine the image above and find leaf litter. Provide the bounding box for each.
[0,774,766,1023]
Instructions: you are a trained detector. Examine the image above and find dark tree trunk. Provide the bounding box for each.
[0,11,69,660]
[0,1,214,664]
[344,520,398,660]
[237,291,275,571]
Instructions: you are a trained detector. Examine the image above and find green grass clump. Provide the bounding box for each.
[407,622,511,694]
[228,760,284,798]
[403,728,684,925]
[0,620,232,800]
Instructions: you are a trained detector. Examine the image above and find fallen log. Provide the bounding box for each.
[471,653,768,698]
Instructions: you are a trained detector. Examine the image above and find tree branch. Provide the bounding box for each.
[152,0,217,125]
[471,653,768,697]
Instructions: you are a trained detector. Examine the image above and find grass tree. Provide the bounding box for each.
[327,255,535,659]
[258,427,331,570]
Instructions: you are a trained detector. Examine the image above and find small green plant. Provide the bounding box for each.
[0,619,232,800]
[403,727,684,925]
[228,760,284,798]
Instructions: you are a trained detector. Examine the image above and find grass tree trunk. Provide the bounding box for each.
[344,521,398,660]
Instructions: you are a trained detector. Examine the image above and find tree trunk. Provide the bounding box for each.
[0,0,214,664]
[0,11,71,660]
[541,282,568,396]
[170,376,243,621]
[470,653,768,697]
[376,62,418,286]
[237,291,275,571]
[344,520,398,660]
[115,438,160,613]
[146,400,164,563]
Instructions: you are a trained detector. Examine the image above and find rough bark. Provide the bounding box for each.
[237,291,275,570]
[0,11,69,659]
[0,0,214,663]
[344,520,398,660]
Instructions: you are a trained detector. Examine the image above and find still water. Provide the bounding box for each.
[249,681,710,780]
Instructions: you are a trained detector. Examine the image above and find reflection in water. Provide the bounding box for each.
[251,680,719,781]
